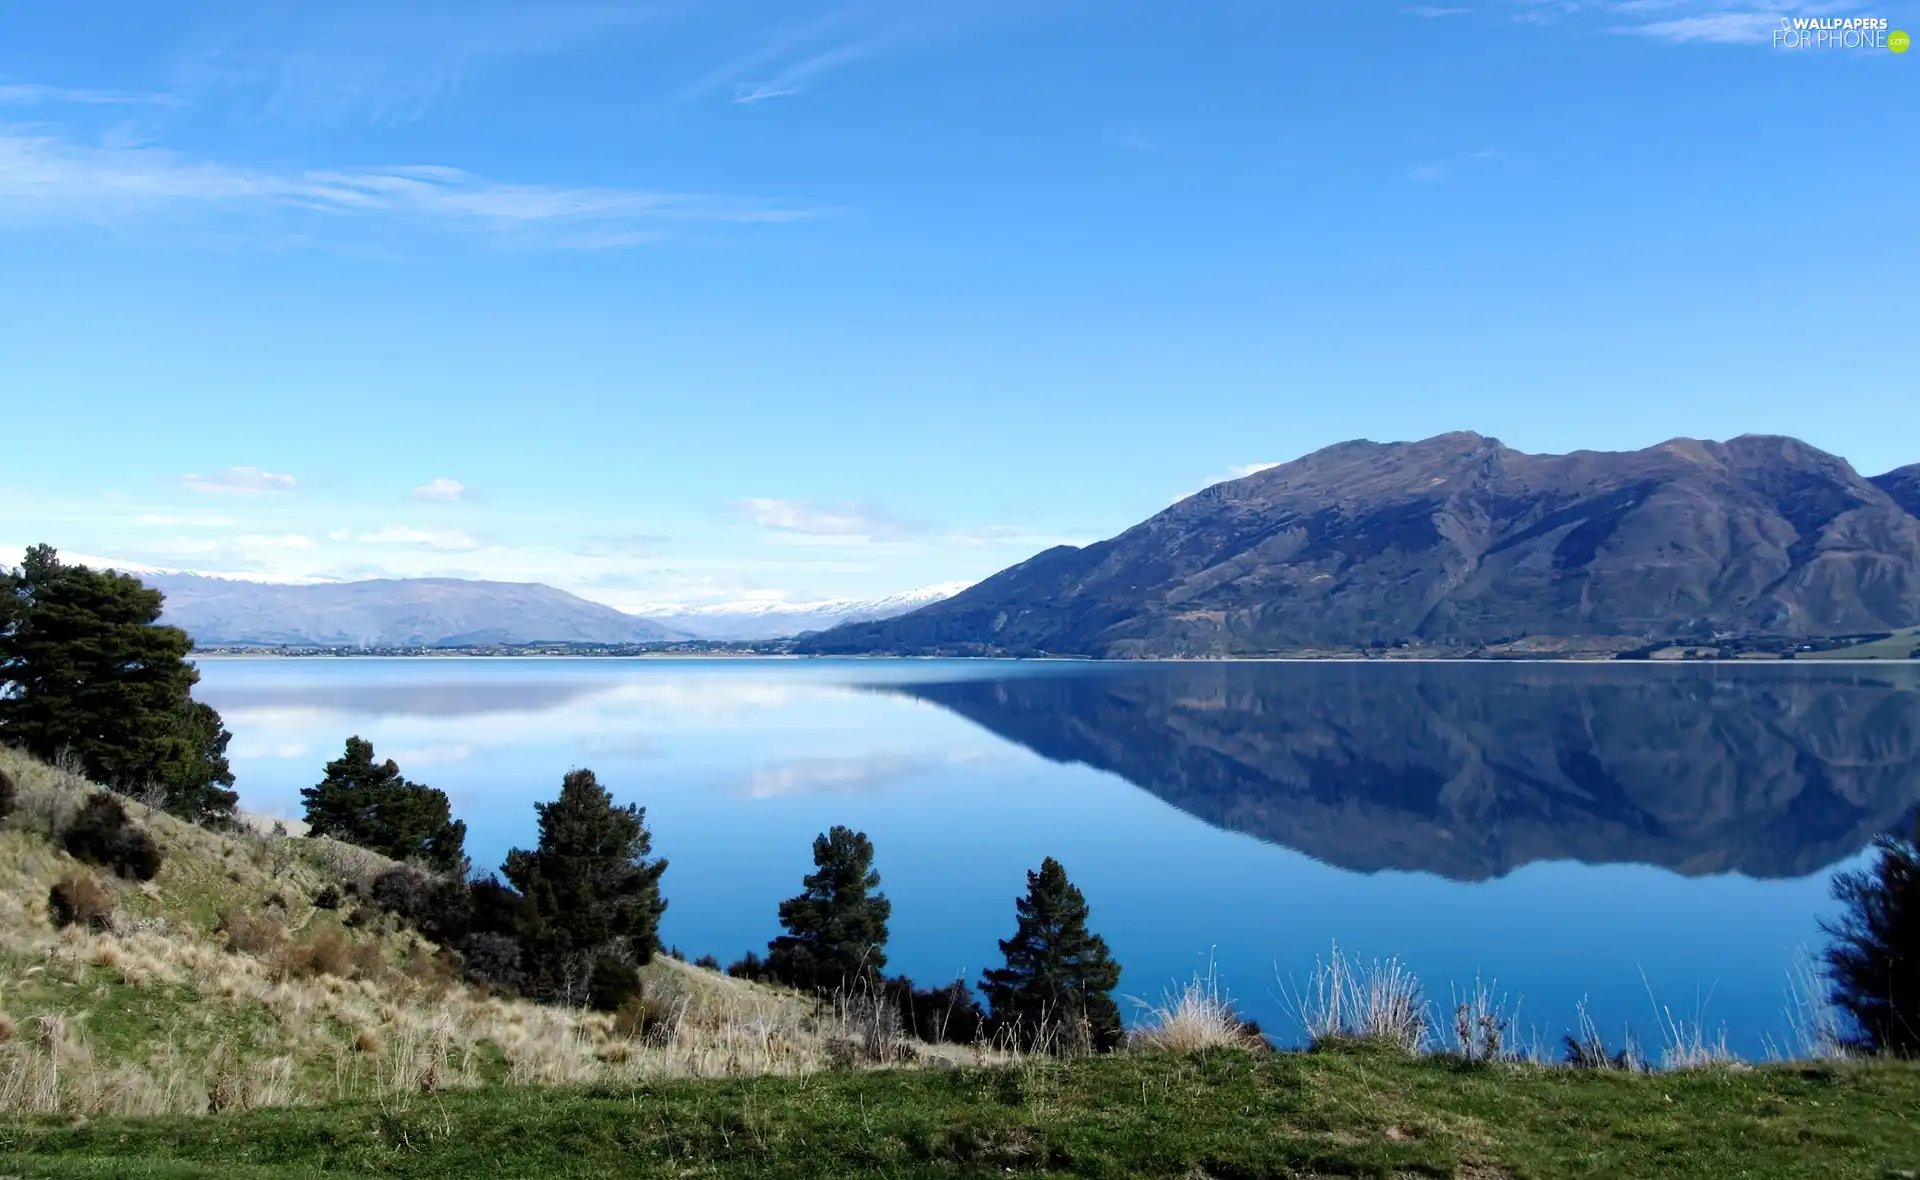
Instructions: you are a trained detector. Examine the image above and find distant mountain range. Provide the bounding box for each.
[634,583,968,641]
[148,574,684,648]
[799,433,1920,658]
[139,572,964,648]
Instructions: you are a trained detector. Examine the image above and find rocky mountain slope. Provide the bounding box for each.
[885,663,1920,881]
[638,583,969,640]
[802,433,1920,657]
[1872,464,1920,519]
[146,574,684,647]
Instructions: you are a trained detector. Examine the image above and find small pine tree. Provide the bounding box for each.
[1823,818,1920,1056]
[502,768,668,1006]
[980,857,1124,1053]
[301,737,467,873]
[765,825,892,993]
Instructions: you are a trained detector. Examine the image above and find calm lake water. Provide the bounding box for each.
[193,657,1920,1058]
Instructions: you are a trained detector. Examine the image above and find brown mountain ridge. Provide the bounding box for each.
[801,433,1920,657]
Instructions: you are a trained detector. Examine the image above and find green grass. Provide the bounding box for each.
[3,1045,1918,1179]
[1799,628,1920,661]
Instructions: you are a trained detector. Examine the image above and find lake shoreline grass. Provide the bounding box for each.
[4,1044,1918,1179]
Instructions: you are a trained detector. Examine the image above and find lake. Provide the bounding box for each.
[193,656,1920,1059]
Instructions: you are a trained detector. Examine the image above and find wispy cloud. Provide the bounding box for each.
[171,1,658,125]
[177,467,297,495]
[0,82,178,107]
[349,526,479,550]
[0,128,818,244]
[736,498,928,541]
[1507,1,1864,46]
[411,478,468,502]
[685,1,1012,104]
[136,512,246,527]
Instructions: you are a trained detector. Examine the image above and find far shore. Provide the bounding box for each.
[191,651,1919,665]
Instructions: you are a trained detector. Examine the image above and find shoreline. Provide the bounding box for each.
[190,652,1920,665]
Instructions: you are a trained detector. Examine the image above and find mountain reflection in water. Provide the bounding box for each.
[881,662,1920,881]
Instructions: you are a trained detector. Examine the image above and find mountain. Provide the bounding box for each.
[883,663,1920,881]
[1873,464,1920,519]
[636,583,969,641]
[800,433,1920,658]
[144,574,685,647]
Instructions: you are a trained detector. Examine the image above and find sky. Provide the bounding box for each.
[1,0,1914,611]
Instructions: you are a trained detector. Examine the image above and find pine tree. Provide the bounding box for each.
[300,737,467,873]
[502,768,668,1005]
[0,545,236,822]
[765,825,891,993]
[1823,818,1920,1056]
[980,857,1124,1053]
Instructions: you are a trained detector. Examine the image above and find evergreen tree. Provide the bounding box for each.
[980,857,1124,1053]
[1823,818,1920,1056]
[765,825,891,992]
[0,545,236,822]
[502,768,668,1005]
[301,737,467,873]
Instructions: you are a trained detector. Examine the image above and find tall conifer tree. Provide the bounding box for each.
[980,857,1124,1052]
[766,825,891,992]
[0,545,236,821]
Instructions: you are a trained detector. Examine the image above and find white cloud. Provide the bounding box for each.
[354,526,479,550]
[136,512,245,527]
[235,533,316,550]
[0,129,818,244]
[411,477,467,502]
[1615,12,1784,42]
[178,467,297,494]
[737,498,926,541]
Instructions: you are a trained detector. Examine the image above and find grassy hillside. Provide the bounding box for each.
[0,748,971,1121]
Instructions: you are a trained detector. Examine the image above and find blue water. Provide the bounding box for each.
[192,657,1920,1059]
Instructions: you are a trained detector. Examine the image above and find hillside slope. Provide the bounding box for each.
[801,433,1920,657]
[1873,463,1920,519]
[0,749,955,1120]
[146,575,684,647]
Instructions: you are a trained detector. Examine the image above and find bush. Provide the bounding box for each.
[0,768,15,822]
[63,792,164,881]
[727,950,773,982]
[313,884,342,911]
[48,872,114,931]
[461,931,528,993]
[693,953,721,972]
[1824,820,1920,1056]
[893,977,986,1045]
[589,954,642,1013]
[280,932,384,981]
[220,909,288,957]
[611,987,675,1040]
[370,866,474,948]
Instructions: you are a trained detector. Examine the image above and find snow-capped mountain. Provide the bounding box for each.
[636,582,970,641]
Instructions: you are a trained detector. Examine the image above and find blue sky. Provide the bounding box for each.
[1,0,1913,610]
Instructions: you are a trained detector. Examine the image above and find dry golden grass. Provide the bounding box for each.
[0,746,1001,1119]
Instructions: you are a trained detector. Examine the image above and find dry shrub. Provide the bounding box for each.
[1129,960,1265,1054]
[48,872,114,932]
[1285,942,1430,1053]
[281,932,357,980]
[220,909,288,957]
[64,792,164,882]
[612,988,677,1042]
